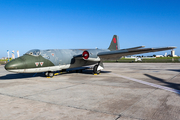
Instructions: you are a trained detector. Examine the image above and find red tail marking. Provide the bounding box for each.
[113,38,116,43]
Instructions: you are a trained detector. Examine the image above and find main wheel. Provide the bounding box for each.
[93,65,101,74]
[48,72,54,77]
[45,72,49,77]
[45,72,54,77]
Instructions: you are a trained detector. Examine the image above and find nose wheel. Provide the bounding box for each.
[45,72,54,77]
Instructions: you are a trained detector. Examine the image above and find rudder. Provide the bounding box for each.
[108,35,119,51]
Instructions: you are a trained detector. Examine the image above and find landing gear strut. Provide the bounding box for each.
[45,71,54,77]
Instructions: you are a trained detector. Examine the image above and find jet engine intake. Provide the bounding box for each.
[82,51,89,60]
[82,50,100,62]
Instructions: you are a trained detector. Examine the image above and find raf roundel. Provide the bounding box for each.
[113,38,116,43]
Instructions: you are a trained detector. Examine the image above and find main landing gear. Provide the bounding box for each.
[45,71,54,78]
[93,65,101,74]
[93,62,104,74]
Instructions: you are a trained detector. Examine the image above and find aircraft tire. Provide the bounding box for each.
[93,65,101,74]
[48,72,54,77]
[45,72,49,77]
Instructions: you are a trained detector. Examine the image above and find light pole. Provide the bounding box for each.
[7,50,9,61]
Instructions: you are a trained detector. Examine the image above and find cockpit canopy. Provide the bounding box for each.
[25,49,41,56]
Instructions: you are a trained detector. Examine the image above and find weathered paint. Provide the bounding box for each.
[5,49,108,73]
[5,54,54,70]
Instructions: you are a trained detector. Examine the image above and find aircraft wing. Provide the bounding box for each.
[97,47,176,60]
[121,46,145,50]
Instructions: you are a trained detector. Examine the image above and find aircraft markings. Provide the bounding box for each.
[35,62,39,67]
[40,62,44,66]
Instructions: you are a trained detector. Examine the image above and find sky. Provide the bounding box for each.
[0,0,180,58]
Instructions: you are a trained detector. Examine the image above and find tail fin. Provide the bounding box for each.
[108,35,119,51]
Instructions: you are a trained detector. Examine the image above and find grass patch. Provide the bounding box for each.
[0,61,7,65]
[0,59,12,65]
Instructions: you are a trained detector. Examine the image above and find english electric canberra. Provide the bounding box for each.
[5,35,176,77]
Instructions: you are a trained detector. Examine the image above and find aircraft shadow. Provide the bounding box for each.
[62,70,111,75]
[140,69,180,73]
[0,70,111,80]
[0,73,44,80]
[82,70,111,74]
[144,74,180,92]
[167,69,180,73]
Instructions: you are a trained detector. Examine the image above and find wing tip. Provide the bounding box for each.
[168,46,177,49]
[152,46,177,49]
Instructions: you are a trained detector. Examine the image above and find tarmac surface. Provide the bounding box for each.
[0,63,180,120]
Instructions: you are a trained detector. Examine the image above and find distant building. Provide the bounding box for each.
[125,56,136,59]
[1,57,8,60]
[135,58,142,61]
[156,55,164,58]
[171,49,178,57]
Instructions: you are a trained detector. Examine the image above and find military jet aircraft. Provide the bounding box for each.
[5,35,176,77]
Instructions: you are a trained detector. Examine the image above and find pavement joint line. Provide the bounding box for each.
[61,104,119,116]
[64,81,130,88]
[109,73,180,95]
[7,78,123,98]
[22,79,128,98]
[21,79,105,98]
[151,95,169,119]
[118,88,158,120]
[60,105,145,120]
[44,79,125,88]
[115,115,121,120]
[109,72,179,119]
[0,92,119,117]
[113,72,178,119]
[122,116,146,120]
[168,73,180,81]
[22,84,81,98]
[0,89,146,119]
[115,114,146,120]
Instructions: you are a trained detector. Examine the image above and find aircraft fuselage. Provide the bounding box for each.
[5,49,109,73]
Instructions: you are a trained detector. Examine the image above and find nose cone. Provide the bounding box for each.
[5,58,25,71]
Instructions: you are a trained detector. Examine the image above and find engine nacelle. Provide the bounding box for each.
[82,51,89,60]
[82,50,100,61]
